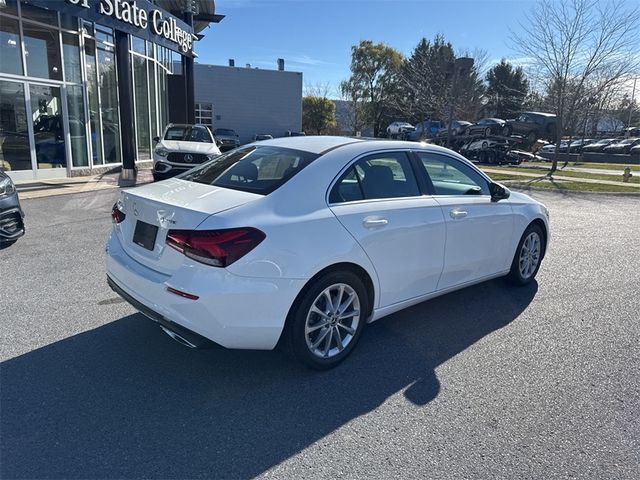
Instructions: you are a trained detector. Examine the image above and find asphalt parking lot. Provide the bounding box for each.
[1,188,639,479]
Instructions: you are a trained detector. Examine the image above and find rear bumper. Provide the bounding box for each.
[105,231,305,350]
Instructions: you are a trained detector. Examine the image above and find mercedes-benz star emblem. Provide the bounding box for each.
[184,154,193,163]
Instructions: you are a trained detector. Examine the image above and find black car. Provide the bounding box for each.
[0,171,25,248]
[465,118,506,137]
[213,128,241,151]
[603,138,640,154]
[582,138,618,153]
[502,111,557,143]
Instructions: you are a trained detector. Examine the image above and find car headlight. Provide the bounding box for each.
[154,146,169,157]
[0,176,16,197]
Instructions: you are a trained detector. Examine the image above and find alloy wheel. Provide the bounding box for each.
[304,283,361,359]
[519,232,541,279]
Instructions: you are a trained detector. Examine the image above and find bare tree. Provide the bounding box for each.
[512,0,640,173]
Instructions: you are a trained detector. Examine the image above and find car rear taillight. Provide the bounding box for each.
[111,202,126,224]
[166,228,266,267]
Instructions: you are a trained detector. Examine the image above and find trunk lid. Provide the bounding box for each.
[115,178,260,274]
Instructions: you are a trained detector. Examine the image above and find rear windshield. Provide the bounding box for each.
[164,126,212,143]
[178,146,319,195]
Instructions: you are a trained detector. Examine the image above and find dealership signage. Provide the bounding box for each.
[22,0,196,56]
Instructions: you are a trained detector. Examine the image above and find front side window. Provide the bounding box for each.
[416,152,489,196]
[330,151,421,203]
[180,146,318,195]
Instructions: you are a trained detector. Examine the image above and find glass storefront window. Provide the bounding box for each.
[60,14,78,31]
[0,80,30,171]
[148,59,158,140]
[133,55,150,158]
[131,35,145,55]
[23,22,63,81]
[29,84,66,169]
[84,38,103,166]
[67,85,88,167]
[0,16,23,76]
[62,33,82,84]
[20,1,58,25]
[95,24,113,44]
[97,46,121,164]
[0,0,19,16]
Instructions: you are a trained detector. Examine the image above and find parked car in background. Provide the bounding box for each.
[286,131,306,137]
[213,128,240,151]
[582,138,618,153]
[253,134,273,142]
[437,120,472,137]
[465,118,506,137]
[629,144,640,155]
[0,170,25,249]
[152,124,221,181]
[622,126,640,137]
[404,120,443,141]
[568,139,595,153]
[386,122,415,137]
[107,136,549,369]
[502,112,557,143]
[540,141,569,154]
[603,138,640,154]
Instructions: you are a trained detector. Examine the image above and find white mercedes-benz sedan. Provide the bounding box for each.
[107,136,549,369]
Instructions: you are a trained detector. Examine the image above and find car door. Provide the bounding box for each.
[328,151,446,308]
[414,151,514,291]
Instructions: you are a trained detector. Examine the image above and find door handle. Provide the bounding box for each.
[363,217,388,228]
[449,208,468,219]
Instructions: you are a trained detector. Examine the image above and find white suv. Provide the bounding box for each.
[153,124,221,181]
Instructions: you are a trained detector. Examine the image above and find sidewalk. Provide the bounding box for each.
[15,170,154,200]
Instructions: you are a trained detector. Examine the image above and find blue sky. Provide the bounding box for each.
[193,0,630,97]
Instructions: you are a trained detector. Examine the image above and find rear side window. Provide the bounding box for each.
[329,151,421,203]
[179,146,318,195]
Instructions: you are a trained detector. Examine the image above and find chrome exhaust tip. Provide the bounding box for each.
[160,326,198,349]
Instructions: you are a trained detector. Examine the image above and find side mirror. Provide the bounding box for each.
[490,182,510,202]
[153,136,160,144]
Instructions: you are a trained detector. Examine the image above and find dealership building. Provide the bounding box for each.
[0,0,225,182]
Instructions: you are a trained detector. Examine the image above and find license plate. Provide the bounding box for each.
[133,221,158,251]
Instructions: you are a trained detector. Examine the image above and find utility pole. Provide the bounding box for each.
[627,77,637,134]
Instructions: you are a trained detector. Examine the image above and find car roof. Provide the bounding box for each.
[253,136,365,154]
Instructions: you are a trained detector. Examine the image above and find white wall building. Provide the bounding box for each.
[190,62,303,144]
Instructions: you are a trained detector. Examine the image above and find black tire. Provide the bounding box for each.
[507,223,545,286]
[0,240,17,250]
[502,125,512,137]
[527,131,538,144]
[465,128,471,136]
[484,127,491,137]
[282,270,369,370]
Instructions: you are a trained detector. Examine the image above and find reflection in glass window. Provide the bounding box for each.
[62,33,82,84]
[23,22,63,80]
[131,35,145,55]
[148,59,158,140]
[0,80,30,171]
[133,55,150,158]
[0,0,19,16]
[30,84,66,169]
[98,46,121,164]
[67,85,88,167]
[84,38,103,165]
[0,16,22,76]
